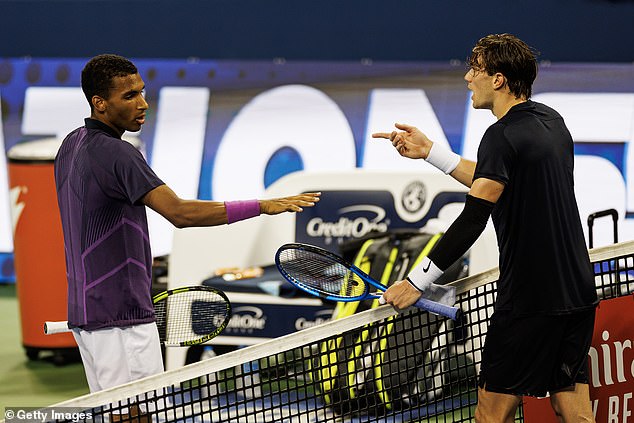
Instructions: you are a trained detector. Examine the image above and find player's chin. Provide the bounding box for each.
[126,122,143,132]
[471,100,484,110]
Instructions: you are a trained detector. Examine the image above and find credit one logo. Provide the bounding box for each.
[227,306,267,332]
[306,205,389,243]
[295,309,333,330]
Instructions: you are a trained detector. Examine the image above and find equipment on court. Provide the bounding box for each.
[25,241,632,423]
[44,286,231,347]
[587,208,618,248]
[311,230,469,414]
[274,242,461,320]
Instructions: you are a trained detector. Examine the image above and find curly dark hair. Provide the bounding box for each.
[81,54,138,109]
[468,34,539,99]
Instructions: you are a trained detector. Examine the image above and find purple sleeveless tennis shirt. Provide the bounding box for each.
[54,118,164,330]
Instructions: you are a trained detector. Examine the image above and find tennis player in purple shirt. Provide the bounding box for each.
[54,54,320,412]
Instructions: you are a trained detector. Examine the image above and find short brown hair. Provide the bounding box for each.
[469,34,538,99]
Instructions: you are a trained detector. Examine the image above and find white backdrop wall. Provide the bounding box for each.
[1,60,633,281]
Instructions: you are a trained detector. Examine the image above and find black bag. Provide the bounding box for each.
[310,230,470,416]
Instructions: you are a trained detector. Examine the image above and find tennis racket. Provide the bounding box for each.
[275,243,460,320]
[44,286,232,347]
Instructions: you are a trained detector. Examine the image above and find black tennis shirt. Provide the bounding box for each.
[474,100,598,315]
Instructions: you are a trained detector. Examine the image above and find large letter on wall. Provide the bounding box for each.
[22,87,88,138]
[362,89,453,171]
[461,95,496,161]
[212,85,355,200]
[147,87,210,257]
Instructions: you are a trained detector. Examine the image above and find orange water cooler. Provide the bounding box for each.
[8,138,77,364]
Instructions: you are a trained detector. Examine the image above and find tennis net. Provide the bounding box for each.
[21,240,634,422]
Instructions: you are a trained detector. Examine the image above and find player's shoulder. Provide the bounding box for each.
[58,126,86,152]
[508,100,563,122]
[86,130,137,155]
[528,100,562,119]
[483,119,508,141]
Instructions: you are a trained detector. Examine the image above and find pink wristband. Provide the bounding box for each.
[224,200,261,224]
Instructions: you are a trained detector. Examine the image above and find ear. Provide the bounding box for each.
[492,73,506,90]
[92,95,107,113]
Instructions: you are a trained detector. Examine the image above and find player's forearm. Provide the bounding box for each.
[407,194,494,291]
[424,143,475,187]
[144,185,261,228]
[164,200,229,228]
[170,199,265,228]
[450,158,477,188]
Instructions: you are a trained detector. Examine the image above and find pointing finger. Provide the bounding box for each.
[371,132,391,139]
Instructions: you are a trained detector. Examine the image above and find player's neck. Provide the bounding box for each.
[90,114,125,138]
[493,95,527,120]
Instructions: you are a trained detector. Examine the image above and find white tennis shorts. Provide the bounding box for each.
[72,322,164,393]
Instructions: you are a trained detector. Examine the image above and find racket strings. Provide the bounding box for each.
[155,290,229,344]
[278,249,367,299]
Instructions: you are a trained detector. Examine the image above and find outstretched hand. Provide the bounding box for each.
[372,122,433,160]
[260,192,321,215]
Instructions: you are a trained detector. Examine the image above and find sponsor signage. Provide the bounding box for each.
[221,303,334,340]
[524,294,634,422]
[295,189,465,251]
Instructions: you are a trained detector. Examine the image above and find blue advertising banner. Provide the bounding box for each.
[295,190,466,251]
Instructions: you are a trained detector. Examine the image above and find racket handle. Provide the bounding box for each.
[413,297,461,320]
[44,321,71,335]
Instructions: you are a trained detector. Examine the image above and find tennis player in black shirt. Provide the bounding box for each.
[374,34,597,422]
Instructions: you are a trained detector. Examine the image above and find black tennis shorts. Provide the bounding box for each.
[478,307,596,397]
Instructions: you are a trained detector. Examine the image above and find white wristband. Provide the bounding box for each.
[425,143,461,174]
[407,257,443,292]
